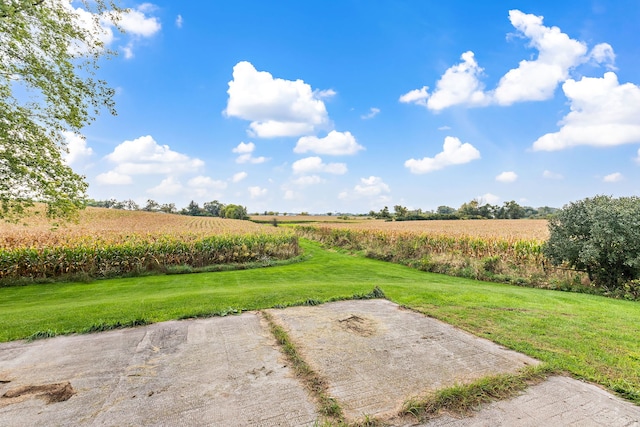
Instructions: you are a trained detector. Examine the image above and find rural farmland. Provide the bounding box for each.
[0,208,298,282]
[3,1,640,424]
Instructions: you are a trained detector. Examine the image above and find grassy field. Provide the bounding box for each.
[0,240,638,404]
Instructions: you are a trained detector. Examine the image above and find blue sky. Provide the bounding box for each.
[65,1,640,214]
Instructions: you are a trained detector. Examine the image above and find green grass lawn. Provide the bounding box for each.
[1,240,639,404]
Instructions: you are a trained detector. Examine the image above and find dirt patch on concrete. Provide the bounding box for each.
[1,382,75,405]
[338,314,377,337]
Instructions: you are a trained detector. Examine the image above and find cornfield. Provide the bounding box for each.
[295,225,544,264]
[0,208,299,282]
[295,221,585,290]
[306,219,550,240]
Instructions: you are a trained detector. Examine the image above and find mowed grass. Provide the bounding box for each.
[1,240,639,404]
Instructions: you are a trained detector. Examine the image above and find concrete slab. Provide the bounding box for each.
[267,299,539,422]
[0,314,318,427]
[1,300,638,426]
[416,376,640,427]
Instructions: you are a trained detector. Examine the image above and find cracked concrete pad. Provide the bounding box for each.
[0,314,318,427]
[267,299,539,421]
[419,376,640,426]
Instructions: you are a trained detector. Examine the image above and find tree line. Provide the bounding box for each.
[369,199,559,220]
[86,199,249,220]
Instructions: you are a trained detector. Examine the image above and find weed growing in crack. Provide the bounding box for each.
[400,364,555,421]
[262,311,345,425]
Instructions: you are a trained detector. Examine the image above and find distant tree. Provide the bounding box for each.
[436,205,456,215]
[143,199,160,212]
[502,200,525,219]
[223,204,248,220]
[393,205,408,218]
[159,203,177,214]
[535,206,560,218]
[104,199,119,209]
[203,200,224,217]
[375,206,391,219]
[86,199,115,208]
[111,200,124,210]
[544,195,640,291]
[458,199,480,218]
[182,200,204,216]
[121,199,139,211]
[477,204,494,219]
[523,206,538,218]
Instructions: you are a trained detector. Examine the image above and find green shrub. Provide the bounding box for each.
[544,195,640,292]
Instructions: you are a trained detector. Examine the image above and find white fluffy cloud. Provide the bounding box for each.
[339,176,391,202]
[404,136,481,174]
[399,86,429,107]
[603,172,623,183]
[232,142,268,164]
[292,175,324,186]
[232,172,248,183]
[589,43,616,69]
[400,51,488,111]
[361,107,380,120]
[543,170,564,180]
[480,193,501,204]
[224,61,331,138]
[175,14,183,28]
[232,142,254,154]
[400,10,613,110]
[147,175,227,199]
[248,186,268,198]
[493,10,587,105]
[95,171,132,185]
[147,176,183,196]
[292,157,347,175]
[116,5,161,37]
[105,135,204,175]
[496,171,518,183]
[532,73,640,151]
[187,176,227,190]
[116,5,161,59]
[294,131,364,156]
[62,131,93,166]
[354,176,390,197]
[71,3,161,59]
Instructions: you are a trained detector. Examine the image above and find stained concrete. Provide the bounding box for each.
[416,376,640,426]
[267,299,539,422]
[1,300,638,426]
[0,314,318,426]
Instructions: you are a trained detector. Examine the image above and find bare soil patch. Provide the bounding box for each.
[337,314,377,337]
[1,382,75,406]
